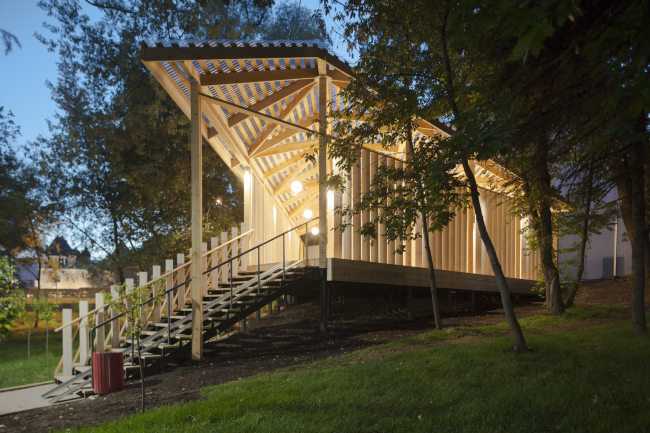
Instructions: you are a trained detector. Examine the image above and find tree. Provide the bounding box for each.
[324,0,530,351]
[105,279,164,413]
[0,257,25,341]
[36,0,255,281]
[34,297,58,363]
[1,29,20,56]
[261,0,324,41]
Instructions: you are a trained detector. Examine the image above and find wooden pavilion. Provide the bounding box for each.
[138,38,540,358]
[43,39,543,402]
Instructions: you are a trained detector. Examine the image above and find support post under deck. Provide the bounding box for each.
[190,78,203,360]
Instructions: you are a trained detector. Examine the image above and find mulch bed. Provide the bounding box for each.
[0,280,639,432]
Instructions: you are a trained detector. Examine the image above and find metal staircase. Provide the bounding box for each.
[43,220,318,403]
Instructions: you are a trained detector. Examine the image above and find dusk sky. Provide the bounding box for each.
[1,0,349,150]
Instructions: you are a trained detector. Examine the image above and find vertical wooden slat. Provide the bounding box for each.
[386,157,395,265]
[190,76,202,360]
[441,223,449,270]
[378,156,387,264]
[415,215,423,268]
[211,237,219,289]
[333,188,342,259]
[515,216,521,279]
[352,155,362,261]
[370,152,378,263]
[342,168,352,260]
[361,149,370,262]
[456,208,467,272]
[62,309,72,376]
[467,206,474,273]
[79,301,89,365]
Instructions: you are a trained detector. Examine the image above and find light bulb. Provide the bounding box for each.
[303,209,313,218]
[291,181,303,193]
[311,227,319,235]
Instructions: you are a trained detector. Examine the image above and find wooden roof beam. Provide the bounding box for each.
[200,68,347,87]
[288,191,318,218]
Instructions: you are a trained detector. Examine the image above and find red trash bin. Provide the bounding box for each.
[92,352,124,394]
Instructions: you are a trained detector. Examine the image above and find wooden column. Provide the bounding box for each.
[318,71,331,337]
[361,149,370,262]
[327,187,335,259]
[190,78,203,361]
[62,309,72,377]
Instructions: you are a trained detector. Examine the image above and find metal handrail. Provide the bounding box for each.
[86,218,317,386]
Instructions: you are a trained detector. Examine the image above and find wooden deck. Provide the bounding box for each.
[326,258,536,295]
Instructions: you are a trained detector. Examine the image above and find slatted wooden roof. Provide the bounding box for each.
[139,39,519,225]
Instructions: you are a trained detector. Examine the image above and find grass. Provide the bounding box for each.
[65,307,649,433]
[0,311,78,389]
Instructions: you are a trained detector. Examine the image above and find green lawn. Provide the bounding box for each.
[0,311,78,389]
[65,310,649,433]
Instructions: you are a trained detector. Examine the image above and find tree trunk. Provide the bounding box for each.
[438,5,527,351]
[28,324,31,361]
[566,169,594,308]
[46,323,49,363]
[462,158,529,352]
[137,335,145,413]
[630,140,647,334]
[421,216,443,330]
[532,205,564,315]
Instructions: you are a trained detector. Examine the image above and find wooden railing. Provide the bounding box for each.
[53,225,254,379]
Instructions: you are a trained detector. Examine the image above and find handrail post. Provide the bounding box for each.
[167,290,171,345]
[257,248,260,294]
[229,261,233,309]
[89,327,94,387]
[305,220,309,266]
[283,233,286,279]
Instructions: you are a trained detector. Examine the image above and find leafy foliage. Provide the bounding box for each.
[0,257,25,341]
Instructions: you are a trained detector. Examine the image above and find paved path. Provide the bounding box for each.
[0,383,79,416]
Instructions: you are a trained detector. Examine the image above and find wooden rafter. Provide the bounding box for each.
[288,191,318,218]
[275,165,318,195]
[228,79,314,127]
[250,115,318,157]
[255,142,311,158]
[263,152,312,180]
[200,92,316,137]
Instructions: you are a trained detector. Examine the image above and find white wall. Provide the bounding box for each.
[39,269,92,290]
[558,188,631,280]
